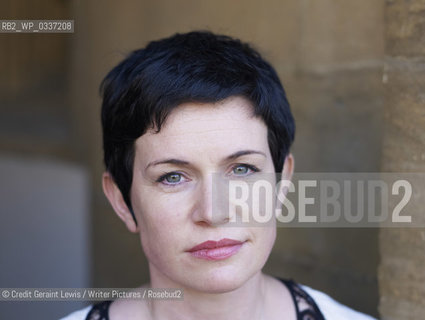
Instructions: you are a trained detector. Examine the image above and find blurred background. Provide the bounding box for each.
[1,1,424,319]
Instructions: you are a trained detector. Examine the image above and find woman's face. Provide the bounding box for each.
[130,96,277,293]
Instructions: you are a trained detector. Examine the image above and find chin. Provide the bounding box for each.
[184,265,256,294]
[194,279,245,294]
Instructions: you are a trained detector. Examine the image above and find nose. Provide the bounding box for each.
[191,174,230,227]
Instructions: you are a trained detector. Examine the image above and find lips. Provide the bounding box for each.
[187,238,245,261]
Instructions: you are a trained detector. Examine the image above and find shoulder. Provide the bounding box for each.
[59,305,92,320]
[300,284,377,320]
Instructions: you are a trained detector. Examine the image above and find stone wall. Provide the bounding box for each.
[378,1,425,319]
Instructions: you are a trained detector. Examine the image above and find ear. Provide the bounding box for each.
[281,153,294,182]
[102,172,139,233]
[276,153,295,200]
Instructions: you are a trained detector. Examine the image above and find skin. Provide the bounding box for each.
[103,96,295,320]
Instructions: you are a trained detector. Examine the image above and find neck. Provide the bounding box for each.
[146,269,267,320]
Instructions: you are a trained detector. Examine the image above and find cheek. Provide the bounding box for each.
[133,188,181,229]
[258,227,276,268]
[253,223,277,257]
[133,196,187,261]
[264,225,277,249]
[268,226,277,249]
[137,217,180,269]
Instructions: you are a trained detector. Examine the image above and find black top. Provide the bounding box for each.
[85,278,325,320]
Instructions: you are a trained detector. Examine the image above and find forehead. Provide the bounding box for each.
[134,96,270,161]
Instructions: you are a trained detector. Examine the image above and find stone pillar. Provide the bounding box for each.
[379,1,425,319]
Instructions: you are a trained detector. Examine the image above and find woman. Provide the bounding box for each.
[62,31,375,320]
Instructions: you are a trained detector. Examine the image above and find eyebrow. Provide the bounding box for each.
[145,150,266,170]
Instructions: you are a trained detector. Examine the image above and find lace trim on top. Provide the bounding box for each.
[85,300,112,320]
[279,278,325,320]
[85,279,325,320]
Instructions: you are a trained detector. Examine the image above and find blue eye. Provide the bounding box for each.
[157,172,184,185]
[165,173,182,183]
[232,164,259,176]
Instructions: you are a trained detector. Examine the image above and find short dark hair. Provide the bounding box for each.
[100,31,295,221]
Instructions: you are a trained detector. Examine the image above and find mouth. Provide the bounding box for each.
[186,238,245,261]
